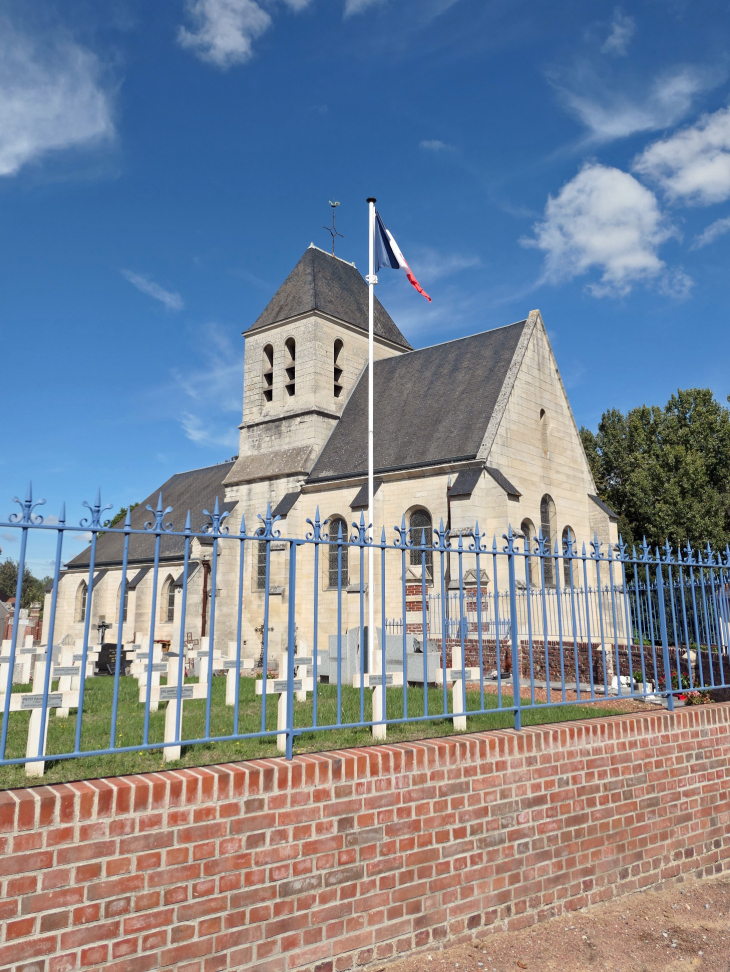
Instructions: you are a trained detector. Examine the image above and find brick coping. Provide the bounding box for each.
[2,702,728,831]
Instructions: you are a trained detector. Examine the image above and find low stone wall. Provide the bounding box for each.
[0,705,729,972]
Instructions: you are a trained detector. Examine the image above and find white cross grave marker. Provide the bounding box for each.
[146,652,209,762]
[352,650,403,741]
[224,642,255,706]
[0,650,80,778]
[434,664,480,732]
[255,665,315,753]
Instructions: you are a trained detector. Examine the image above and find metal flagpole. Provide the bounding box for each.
[366,197,384,738]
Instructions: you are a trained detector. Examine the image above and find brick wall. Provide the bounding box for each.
[1,704,729,972]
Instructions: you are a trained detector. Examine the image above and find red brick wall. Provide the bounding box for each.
[1,705,729,972]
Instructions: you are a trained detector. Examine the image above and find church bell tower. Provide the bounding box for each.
[222,244,411,502]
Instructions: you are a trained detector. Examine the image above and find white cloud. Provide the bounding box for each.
[170,324,242,448]
[1,532,18,544]
[344,0,386,15]
[178,0,313,68]
[0,19,114,178]
[523,163,684,297]
[601,8,635,57]
[633,106,730,206]
[691,215,730,249]
[180,412,238,448]
[121,270,185,311]
[407,247,480,282]
[555,65,719,143]
[419,139,455,152]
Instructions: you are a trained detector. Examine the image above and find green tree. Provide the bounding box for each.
[0,559,51,610]
[108,502,139,527]
[580,388,730,553]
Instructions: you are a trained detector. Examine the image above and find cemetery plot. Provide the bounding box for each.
[434,666,481,730]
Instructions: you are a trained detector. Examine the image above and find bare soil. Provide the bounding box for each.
[380,875,730,972]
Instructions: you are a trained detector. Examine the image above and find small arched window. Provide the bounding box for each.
[409,509,433,580]
[116,582,129,624]
[540,494,557,587]
[327,516,349,588]
[262,344,274,403]
[562,526,575,587]
[76,581,88,623]
[284,337,296,396]
[521,518,537,587]
[161,576,175,622]
[333,339,344,398]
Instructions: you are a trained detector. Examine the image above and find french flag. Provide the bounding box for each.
[373,211,431,302]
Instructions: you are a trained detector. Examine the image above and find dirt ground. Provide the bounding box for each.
[381,875,730,972]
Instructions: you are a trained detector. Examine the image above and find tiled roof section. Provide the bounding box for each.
[272,491,301,519]
[486,466,521,498]
[589,494,619,520]
[223,446,314,487]
[246,246,412,350]
[66,462,236,569]
[350,480,382,510]
[448,468,482,498]
[308,321,527,482]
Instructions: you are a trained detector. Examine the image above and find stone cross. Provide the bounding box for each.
[224,642,255,706]
[255,669,314,753]
[352,649,403,741]
[0,650,79,778]
[436,645,479,732]
[146,651,209,762]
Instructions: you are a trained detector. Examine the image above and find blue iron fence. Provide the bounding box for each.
[1,484,729,775]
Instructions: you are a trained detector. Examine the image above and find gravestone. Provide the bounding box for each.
[255,670,314,753]
[0,651,79,778]
[224,642,255,706]
[434,636,480,731]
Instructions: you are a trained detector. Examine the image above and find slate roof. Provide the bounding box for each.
[66,462,236,570]
[448,468,482,498]
[589,494,619,520]
[308,321,527,482]
[486,466,521,498]
[272,491,301,519]
[246,246,412,351]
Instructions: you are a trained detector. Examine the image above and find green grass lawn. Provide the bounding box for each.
[0,676,635,789]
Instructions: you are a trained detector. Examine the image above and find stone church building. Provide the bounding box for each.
[45,244,617,660]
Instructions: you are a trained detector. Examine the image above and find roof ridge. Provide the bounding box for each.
[307,242,357,268]
[166,459,236,479]
[374,319,528,360]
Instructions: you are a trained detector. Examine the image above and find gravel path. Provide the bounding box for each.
[379,875,730,972]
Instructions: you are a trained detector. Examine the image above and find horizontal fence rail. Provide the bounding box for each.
[1,484,730,775]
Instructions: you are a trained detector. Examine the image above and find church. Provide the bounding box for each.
[44,244,617,661]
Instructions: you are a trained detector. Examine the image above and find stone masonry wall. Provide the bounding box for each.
[0,705,729,972]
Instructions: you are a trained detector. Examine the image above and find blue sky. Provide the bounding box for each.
[2,0,730,572]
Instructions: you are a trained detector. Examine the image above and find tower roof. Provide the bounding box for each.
[245,245,412,350]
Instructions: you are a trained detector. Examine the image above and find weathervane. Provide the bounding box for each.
[323,200,343,256]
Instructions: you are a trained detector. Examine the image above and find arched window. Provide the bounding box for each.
[161,576,175,622]
[76,581,88,623]
[521,518,537,587]
[116,582,129,624]
[284,337,296,397]
[327,516,349,588]
[540,407,549,459]
[409,509,433,581]
[562,526,575,587]
[333,339,344,398]
[262,344,274,403]
[540,494,557,587]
